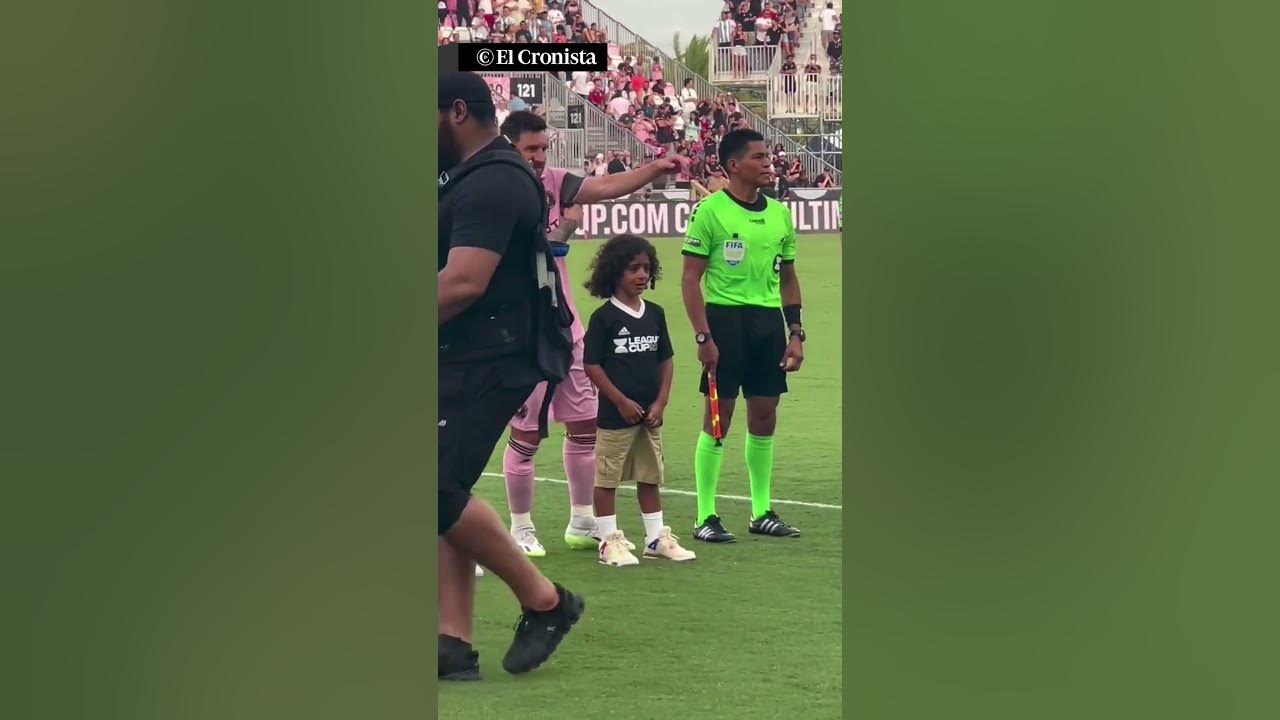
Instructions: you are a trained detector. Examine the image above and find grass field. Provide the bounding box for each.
[439,234,842,719]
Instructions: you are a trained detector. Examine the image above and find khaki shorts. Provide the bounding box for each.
[595,424,665,488]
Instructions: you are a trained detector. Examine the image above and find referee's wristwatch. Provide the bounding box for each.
[789,327,806,342]
[695,332,711,344]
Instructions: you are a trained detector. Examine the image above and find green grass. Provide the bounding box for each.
[439,235,843,719]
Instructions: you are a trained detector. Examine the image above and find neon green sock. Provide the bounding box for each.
[745,434,775,520]
[694,432,724,525]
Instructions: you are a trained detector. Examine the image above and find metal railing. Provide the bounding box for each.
[768,74,843,120]
[574,0,840,185]
[711,44,780,83]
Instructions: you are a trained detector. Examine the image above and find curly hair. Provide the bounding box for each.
[584,234,662,299]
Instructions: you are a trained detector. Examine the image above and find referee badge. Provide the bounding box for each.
[724,239,746,266]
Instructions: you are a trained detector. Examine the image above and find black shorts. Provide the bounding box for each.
[699,304,788,399]
[439,364,537,536]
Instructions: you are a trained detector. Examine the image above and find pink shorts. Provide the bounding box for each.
[509,338,599,433]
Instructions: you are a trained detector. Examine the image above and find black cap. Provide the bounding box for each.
[439,71,494,110]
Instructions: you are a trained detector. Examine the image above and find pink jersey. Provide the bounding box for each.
[541,166,587,342]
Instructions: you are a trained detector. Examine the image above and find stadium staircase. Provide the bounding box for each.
[574,0,841,184]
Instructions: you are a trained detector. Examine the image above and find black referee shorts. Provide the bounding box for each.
[699,304,788,399]
[439,364,536,536]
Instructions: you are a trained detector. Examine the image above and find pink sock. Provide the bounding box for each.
[563,433,597,509]
[503,438,539,514]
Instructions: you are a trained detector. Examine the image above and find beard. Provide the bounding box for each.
[438,119,461,173]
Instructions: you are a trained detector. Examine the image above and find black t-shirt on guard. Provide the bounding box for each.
[582,298,674,430]
[438,137,545,388]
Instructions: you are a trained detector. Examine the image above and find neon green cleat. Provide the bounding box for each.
[563,520,601,550]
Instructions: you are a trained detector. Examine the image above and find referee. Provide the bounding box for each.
[437,72,584,680]
[681,128,806,544]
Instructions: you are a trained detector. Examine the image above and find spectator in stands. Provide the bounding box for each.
[827,31,842,66]
[589,153,608,177]
[780,8,798,57]
[632,113,656,146]
[815,168,835,188]
[547,0,564,26]
[514,20,532,42]
[608,91,631,119]
[586,22,605,44]
[479,0,495,28]
[607,151,627,175]
[655,105,677,152]
[651,57,664,84]
[680,79,698,117]
[785,155,804,191]
[618,103,637,129]
[820,2,838,48]
[553,23,568,42]
[780,55,798,112]
[458,0,474,27]
[731,27,748,79]
[439,1,449,25]
[569,20,587,42]
[715,11,737,52]
[589,79,607,107]
[471,14,490,40]
[630,68,647,96]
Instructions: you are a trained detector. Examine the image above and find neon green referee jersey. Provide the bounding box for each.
[682,190,797,308]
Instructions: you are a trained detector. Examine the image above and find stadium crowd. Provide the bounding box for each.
[437,0,837,195]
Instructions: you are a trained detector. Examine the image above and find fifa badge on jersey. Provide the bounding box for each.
[724,238,746,266]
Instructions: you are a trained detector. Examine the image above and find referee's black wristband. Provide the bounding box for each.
[784,304,802,328]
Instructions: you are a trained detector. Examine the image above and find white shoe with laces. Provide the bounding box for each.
[643,527,697,562]
[598,531,640,567]
[511,526,546,557]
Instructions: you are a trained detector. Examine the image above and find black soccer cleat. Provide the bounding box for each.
[438,634,482,682]
[502,582,585,675]
[693,515,738,543]
[749,509,802,538]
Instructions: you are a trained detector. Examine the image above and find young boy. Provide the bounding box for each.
[582,235,697,567]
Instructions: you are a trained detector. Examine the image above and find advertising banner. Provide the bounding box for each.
[580,191,842,238]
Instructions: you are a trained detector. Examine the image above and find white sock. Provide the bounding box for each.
[597,514,618,538]
[510,512,533,532]
[570,504,595,527]
[642,511,664,545]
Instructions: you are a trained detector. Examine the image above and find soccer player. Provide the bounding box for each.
[497,111,682,555]
[437,73,584,680]
[681,128,807,543]
[581,234,696,567]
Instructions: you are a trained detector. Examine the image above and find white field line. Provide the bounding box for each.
[479,472,842,511]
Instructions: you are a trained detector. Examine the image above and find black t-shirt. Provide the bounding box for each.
[607,159,627,174]
[438,137,544,386]
[582,298,674,430]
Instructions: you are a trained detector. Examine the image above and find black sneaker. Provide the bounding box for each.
[502,583,585,675]
[693,515,738,543]
[749,509,801,537]
[438,635,481,682]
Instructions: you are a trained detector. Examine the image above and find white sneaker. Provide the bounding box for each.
[598,531,640,567]
[474,565,485,578]
[643,527,697,562]
[511,526,546,557]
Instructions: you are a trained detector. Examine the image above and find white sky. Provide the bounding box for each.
[588,0,727,55]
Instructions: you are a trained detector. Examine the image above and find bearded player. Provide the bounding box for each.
[497,110,682,555]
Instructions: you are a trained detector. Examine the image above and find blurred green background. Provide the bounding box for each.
[844,2,1277,718]
[4,1,1277,719]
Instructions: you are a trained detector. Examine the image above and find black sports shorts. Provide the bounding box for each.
[439,364,536,536]
[698,304,788,399]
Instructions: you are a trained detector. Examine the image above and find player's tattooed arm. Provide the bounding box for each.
[547,203,582,243]
[575,156,681,203]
